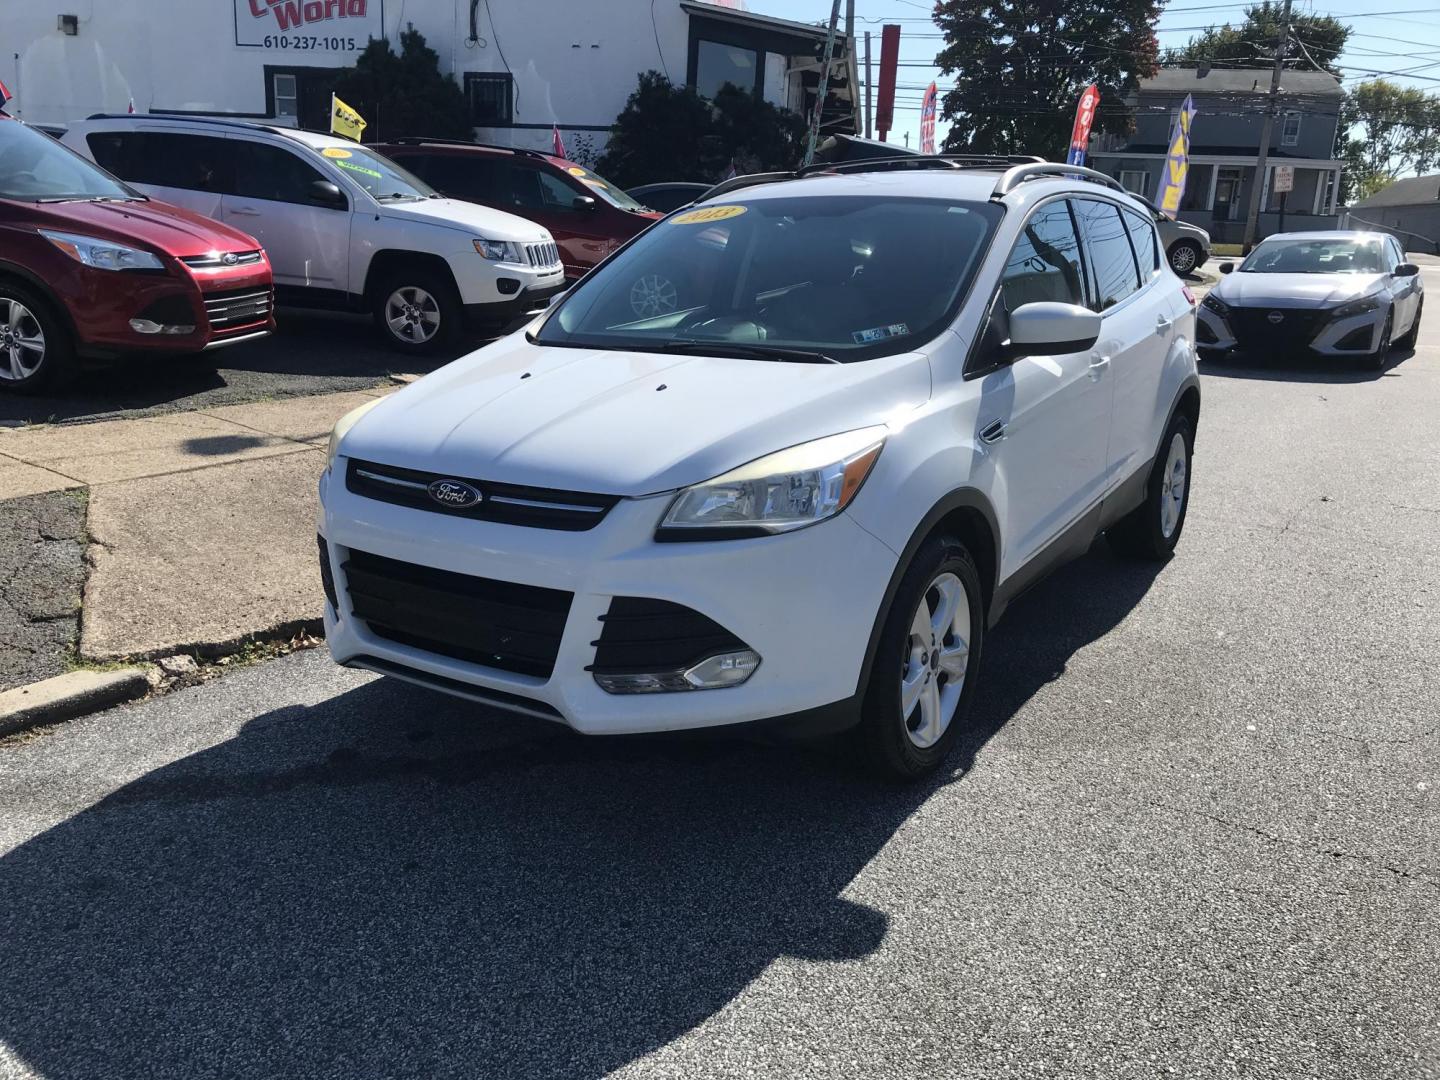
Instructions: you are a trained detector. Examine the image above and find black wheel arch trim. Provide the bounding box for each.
[0,259,80,348]
[362,249,463,304]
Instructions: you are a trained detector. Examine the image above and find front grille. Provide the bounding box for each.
[589,597,749,676]
[1229,307,1325,349]
[524,240,560,269]
[346,458,618,531]
[342,547,573,678]
[181,249,264,268]
[203,287,272,331]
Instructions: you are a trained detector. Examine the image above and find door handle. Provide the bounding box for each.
[979,419,1007,444]
[229,206,262,217]
[1156,312,1174,332]
[1088,353,1111,380]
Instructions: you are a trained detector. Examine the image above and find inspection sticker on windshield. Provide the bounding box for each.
[567,166,588,176]
[670,205,747,225]
[853,323,909,344]
[335,160,382,179]
[321,147,353,159]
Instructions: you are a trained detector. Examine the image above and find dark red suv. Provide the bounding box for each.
[0,115,274,393]
[378,140,661,283]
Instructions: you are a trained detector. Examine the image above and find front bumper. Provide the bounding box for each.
[317,461,897,735]
[72,266,275,358]
[464,280,567,331]
[1197,302,1386,357]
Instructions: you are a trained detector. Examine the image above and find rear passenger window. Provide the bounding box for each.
[231,140,326,205]
[88,132,233,193]
[1074,199,1140,310]
[1122,209,1160,278]
[1001,200,1085,310]
[415,154,501,203]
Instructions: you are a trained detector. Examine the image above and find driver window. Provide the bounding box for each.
[1000,201,1085,310]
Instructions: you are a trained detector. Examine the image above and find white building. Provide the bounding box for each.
[2,0,858,155]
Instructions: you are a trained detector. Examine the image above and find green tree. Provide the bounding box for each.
[933,0,1163,158]
[1340,79,1440,201]
[332,26,471,142]
[1164,2,1349,74]
[596,72,805,187]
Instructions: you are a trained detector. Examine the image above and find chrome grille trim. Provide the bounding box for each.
[181,250,264,268]
[203,288,273,330]
[523,241,560,269]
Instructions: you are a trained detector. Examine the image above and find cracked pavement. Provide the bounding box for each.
[0,490,86,691]
[0,268,1436,1078]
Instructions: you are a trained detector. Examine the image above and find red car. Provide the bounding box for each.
[378,140,662,283]
[0,114,274,393]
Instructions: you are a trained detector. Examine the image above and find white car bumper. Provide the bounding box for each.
[317,462,898,735]
[1197,302,1387,357]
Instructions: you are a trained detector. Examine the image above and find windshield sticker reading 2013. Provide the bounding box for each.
[334,159,383,179]
[670,205,747,224]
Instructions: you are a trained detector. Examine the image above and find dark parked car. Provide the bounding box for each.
[627,183,710,213]
[378,139,661,282]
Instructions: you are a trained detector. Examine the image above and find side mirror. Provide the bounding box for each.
[1218,261,1235,274]
[572,195,598,211]
[1395,262,1420,277]
[1004,302,1101,359]
[309,180,347,209]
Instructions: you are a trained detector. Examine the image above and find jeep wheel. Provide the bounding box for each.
[0,284,75,394]
[857,536,984,781]
[1107,412,1194,561]
[373,269,460,355]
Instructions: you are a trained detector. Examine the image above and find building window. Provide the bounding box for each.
[272,73,297,120]
[1281,111,1301,147]
[1119,169,1150,197]
[465,72,513,127]
[695,39,758,99]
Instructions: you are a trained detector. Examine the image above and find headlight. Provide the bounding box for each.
[1201,294,1229,315]
[40,230,164,272]
[326,397,386,469]
[473,238,523,262]
[1332,296,1380,320]
[657,428,886,539]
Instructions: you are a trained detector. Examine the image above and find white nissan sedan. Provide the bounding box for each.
[1198,231,1424,369]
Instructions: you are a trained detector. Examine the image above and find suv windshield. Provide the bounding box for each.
[1241,237,1385,275]
[315,145,436,202]
[563,164,648,212]
[0,120,138,202]
[535,195,1003,361]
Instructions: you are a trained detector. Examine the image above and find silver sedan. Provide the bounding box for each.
[1197,231,1424,369]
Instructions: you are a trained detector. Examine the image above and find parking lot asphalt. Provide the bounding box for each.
[0,270,1436,1079]
[0,309,483,428]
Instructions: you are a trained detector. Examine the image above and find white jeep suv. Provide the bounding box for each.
[318,160,1201,779]
[64,116,565,353]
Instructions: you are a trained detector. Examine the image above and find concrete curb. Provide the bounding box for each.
[0,667,153,738]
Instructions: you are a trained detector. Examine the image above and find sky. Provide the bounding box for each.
[741,0,1440,150]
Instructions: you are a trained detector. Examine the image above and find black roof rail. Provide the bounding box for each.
[993,162,1126,198]
[83,112,282,134]
[694,170,798,203]
[385,136,550,159]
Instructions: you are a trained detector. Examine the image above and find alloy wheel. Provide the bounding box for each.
[900,571,971,749]
[629,275,678,319]
[0,298,46,382]
[1160,431,1187,538]
[385,286,441,344]
[1170,244,1198,275]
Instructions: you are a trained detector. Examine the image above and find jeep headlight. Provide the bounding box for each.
[657,428,885,540]
[326,397,385,469]
[473,238,524,262]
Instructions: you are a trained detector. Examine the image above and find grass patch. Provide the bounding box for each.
[1211,243,1243,257]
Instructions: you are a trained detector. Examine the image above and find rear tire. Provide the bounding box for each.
[1396,299,1422,350]
[1168,241,1204,277]
[856,536,985,781]
[1107,412,1194,561]
[0,281,76,395]
[372,267,461,356]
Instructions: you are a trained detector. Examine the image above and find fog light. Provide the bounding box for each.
[593,649,761,694]
[129,319,195,335]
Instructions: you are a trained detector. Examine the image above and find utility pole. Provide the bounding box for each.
[846,0,859,138]
[1241,0,1292,254]
[864,31,873,139]
[803,0,843,166]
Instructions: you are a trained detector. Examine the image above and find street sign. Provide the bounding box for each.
[1272,165,1294,194]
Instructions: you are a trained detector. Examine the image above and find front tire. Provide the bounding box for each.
[1107,412,1194,561]
[0,283,76,394]
[372,268,461,356]
[1363,310,1393,371]
[857,536,985,781]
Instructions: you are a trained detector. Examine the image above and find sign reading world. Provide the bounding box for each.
[235,0,383,49]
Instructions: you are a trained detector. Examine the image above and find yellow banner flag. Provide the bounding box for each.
[330,94,367,142]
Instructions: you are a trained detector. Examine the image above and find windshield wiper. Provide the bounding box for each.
[375,192,424,202]
[656,340,842,364]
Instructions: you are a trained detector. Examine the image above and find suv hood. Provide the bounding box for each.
[378,197,551,243]
[1214,272,1386,308]
[342,335,932,496]
[33,198,262,258]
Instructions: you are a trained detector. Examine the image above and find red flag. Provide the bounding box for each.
[127,97,136,114]
[551,124,566,159]
[1065,86,1100,166]
[0,78,11,108]
[919,82,938,154]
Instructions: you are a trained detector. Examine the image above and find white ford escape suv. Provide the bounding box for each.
[64,116,565,354]
[318,159,1201,779]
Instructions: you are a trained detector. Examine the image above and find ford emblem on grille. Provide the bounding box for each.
[427,479,483,509]
[1267,311,1285,324]
[221,252,240,266]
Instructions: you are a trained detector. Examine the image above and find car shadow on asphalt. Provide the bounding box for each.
[1199,343,1419,384]
[0,543,1162,1079]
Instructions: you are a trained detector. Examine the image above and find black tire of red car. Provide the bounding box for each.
[1364,309,1393,371]
[855,535,985,782]
[0,280,76,394]
[1396,299,1422,350]
[372,266,461,356]
[1168,240,1204,277]
[1107,411,1194,561]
